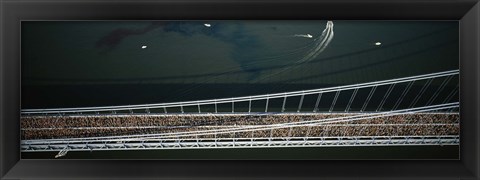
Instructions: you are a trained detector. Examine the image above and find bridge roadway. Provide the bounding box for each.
[21,102,459,152]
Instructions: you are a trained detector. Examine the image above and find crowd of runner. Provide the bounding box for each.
[21,113,459,139]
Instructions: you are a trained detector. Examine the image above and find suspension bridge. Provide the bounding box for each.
[20,69,460,155]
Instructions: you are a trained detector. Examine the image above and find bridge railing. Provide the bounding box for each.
[21,135,460,152]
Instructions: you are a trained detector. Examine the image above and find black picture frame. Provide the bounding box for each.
[1,0,479,179]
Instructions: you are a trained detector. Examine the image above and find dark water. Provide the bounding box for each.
[22,145,459,160]
[21,21,459,109]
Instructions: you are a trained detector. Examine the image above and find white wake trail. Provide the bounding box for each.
[299,21,334,63]
[252,21,334,83]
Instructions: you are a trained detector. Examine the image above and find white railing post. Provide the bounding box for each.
[329,91,340,112]
[345,88,358,112]
[198,101,201,113]
[248,98,252,114]
[297,92,305,112]
[376,84,396,112]
[427,76,453,106]
[265,96,269,113]
[313,93,322,112]
[392,81,414,110]
[361,86,377,112]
